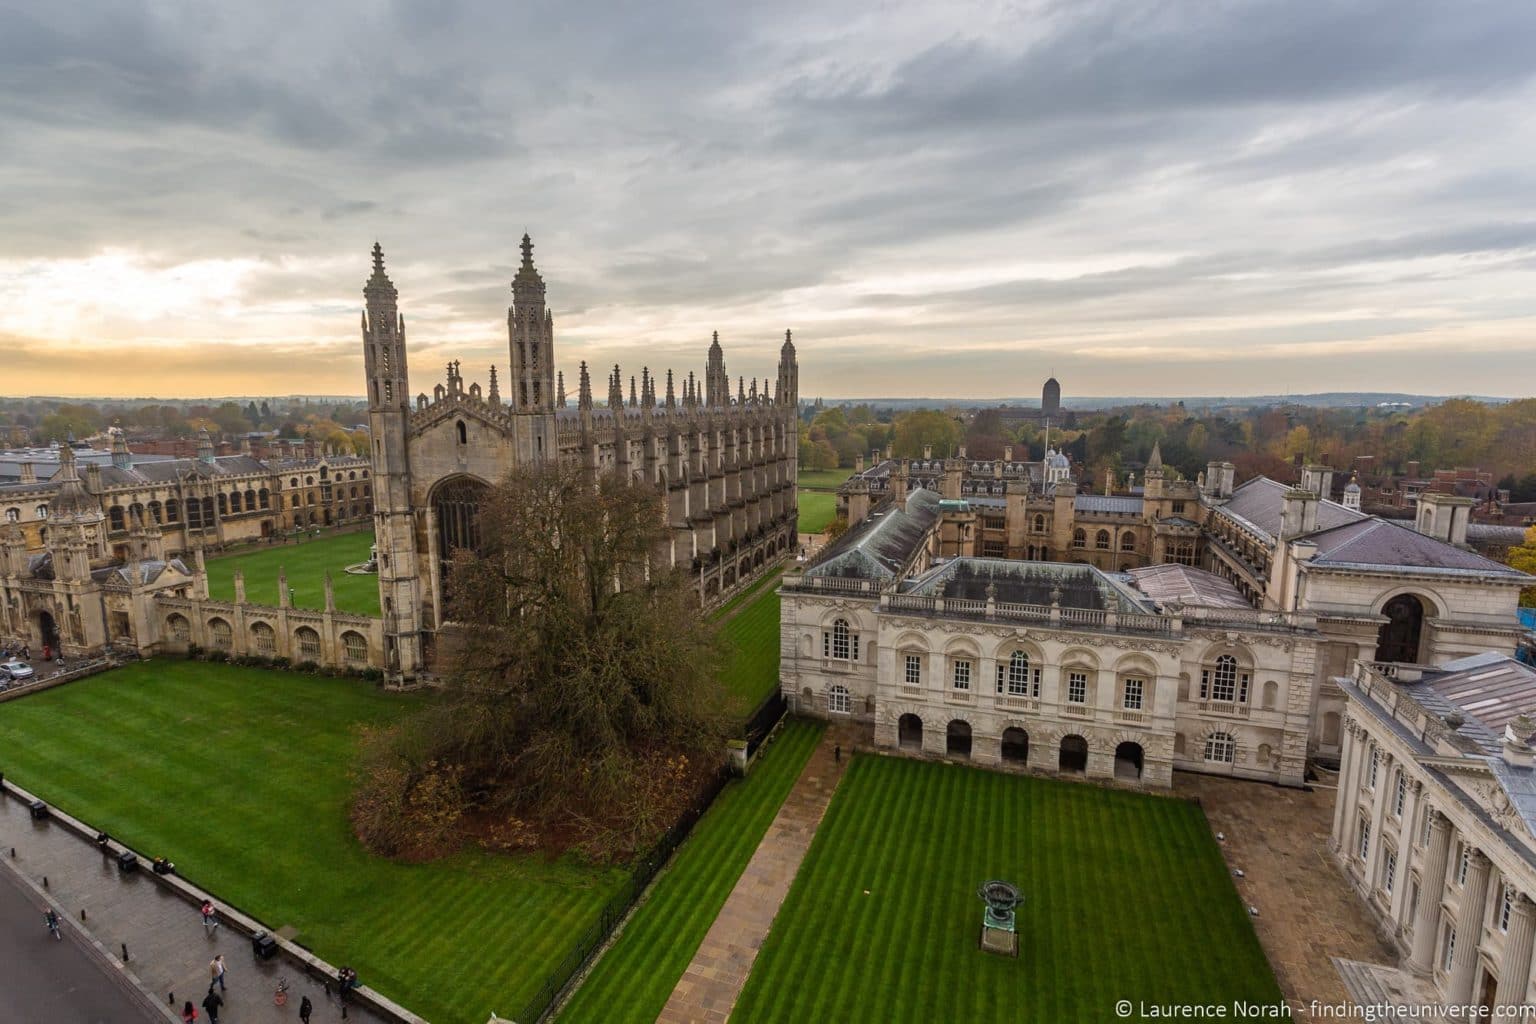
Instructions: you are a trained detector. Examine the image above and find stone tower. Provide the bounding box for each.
[508,234,555,413]
[361,244,424,681]
[1042,377,1061,419]
[706,332,728,408]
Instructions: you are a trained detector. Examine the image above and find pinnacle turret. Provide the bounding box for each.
[578,360,592,410]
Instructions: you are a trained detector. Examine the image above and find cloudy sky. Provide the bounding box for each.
[2,0,1535,400]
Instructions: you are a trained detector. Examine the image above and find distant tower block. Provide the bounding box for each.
[1042,377,1061,419]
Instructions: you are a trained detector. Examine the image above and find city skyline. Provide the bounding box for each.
[3,0,1536,399]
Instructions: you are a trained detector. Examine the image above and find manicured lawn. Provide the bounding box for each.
[720,581,782,712]
[559,719,825,1023]
[798,468,852,490]
[734,756,1281,1023]
[0,662,625,1024]
[206,530,380,616]
[797,490,837,534]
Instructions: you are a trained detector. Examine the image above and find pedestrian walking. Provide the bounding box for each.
[834,744,841,764]
[180,1001,198,1023]
[209,953,226,991]
[200,899,219,935]
[44,908,60,940]
[201,987,223,1023]
[299,994,314,1023]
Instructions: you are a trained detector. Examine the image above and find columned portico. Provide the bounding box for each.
[1446,848,1491,1003]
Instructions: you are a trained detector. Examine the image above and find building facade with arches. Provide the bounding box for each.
[361,238,800,682]
[779,499,1321,787]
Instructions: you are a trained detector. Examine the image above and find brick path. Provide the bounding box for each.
[1175,772,1399,1023]
[656,728,853,1024]
[0,788,396,1024]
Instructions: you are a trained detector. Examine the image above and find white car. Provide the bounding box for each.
[1,660,33,681]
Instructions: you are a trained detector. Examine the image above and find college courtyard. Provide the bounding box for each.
[0,523,1405,1024]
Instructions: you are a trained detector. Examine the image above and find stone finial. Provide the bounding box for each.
[666,369,676,409]
[737,376,746,405]
[488,365,500,405]
[609,364,624,410]
[629,375,638,407]
[578,361,592,410]
[557,370,567,407]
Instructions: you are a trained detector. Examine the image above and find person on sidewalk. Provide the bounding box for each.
[201,987,223,1023]
[200,899,219,935]
[44,908,60,940]
[299,994,314,1023]
[209,953,226,991]
[180,1001,198,1023]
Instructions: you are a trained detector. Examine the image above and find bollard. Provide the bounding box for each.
[42,877,48,888]
[121,942,129,962]
[168,993,175,1006]
[80,909,87,921]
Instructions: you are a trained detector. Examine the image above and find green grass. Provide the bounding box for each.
[734,756,1281,1023]
[206,530,381,616]
[0,662,625,1024]
[720,581,782,712]
[559,719,825,1023]
[798,468,853,490]
[797,491,838,534]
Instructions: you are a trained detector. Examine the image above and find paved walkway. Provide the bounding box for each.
[0,862,158,1023]
[0,788,393,1024]
[657,728,853,1024]
[1176,773,1400,1023]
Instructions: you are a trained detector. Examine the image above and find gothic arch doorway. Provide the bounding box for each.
[1114,742,1144,780]
[37,610,59,651]
[1375,594,1427,664]
[431,476,491,580]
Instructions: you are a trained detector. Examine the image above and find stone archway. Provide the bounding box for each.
[946,719,972,759]
[1114,741,1144,780]
[1001,727,1029,765]
[898,713,923,751]
[1376,593,1427,663]
[431,475,491,581]
[37,609,59,651]
[1059,734,1088,775]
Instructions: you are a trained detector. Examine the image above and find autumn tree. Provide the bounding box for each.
[1508,526,1536,608]
[354,461,729,860]
[892,409,963,459]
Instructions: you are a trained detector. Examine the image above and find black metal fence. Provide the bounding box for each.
[743,690,787,759]
[513,765,732,1024]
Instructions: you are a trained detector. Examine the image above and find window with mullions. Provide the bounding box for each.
[1205,732,1236,764]
[1123,678,1144,710]
[952,660,972,690]
[1200,655,1249,702]
[822,618,860,661]
[1067,671,1087,704]
[904,654,922,686]
[995,651,1040,697]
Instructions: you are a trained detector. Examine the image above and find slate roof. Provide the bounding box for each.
[804,488,942,581]
[1305,518,1531,579]
[1126,563,1253,610]
[1220,475,1365,541]
[901,558,1154,612]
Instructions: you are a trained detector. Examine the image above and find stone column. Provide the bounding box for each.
[1499,894,1536,1012]
[1332,719,1361,848]
[1391,780,1425,925]
[1410,812,1453,973]
[1365,752,1394,888]
[1446,848,1492,1003]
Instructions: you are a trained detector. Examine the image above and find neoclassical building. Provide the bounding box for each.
[1332,654,1536,1012]
[780,489,1322,787]
[361,238,800,681]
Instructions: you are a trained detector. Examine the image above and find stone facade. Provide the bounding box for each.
[1332,656,1536,1011]
[779,495,1320,788]
[360,238,801,682]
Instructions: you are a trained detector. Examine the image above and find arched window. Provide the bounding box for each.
[209,618,233,650]
[244,488,256,510]
[250,621,276,653]
[456,420,468,445]
[342,631,368,664]
[1200,654,1249,703]
[166,614,191,642]
[165,499,179,522]
[1072,528,1086,548]
[147,500,162,523]
[290,477,299,488]
[828,684,851,714]
[1032,514,1045,533]
[1204,732,1235,763]
[109,505,126,531]
[305,476,314,486]
[1095,529,1111,550]
[996,651,1039,697]
[217,493,228,516]
[823,618,858,661]
[295,627,321,660]
[4,508,17,523]
[1120,532,1136,551]
[229,491,242,513]
[35,504,48,520]
[259,488,270,509]
[202,496,214,524]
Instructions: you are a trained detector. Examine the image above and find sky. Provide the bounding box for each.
[2,0,1535,401]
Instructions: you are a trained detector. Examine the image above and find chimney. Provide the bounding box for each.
[855,453,865,474]
[19,462,35,484]
[1300,464,1334,500]
[84,463,102,492]
[1003,445,1013,462]
[846,479,871,525]
[1416,492,1473,546]
[1280,488,1319,539]
[1406,460,1421,479]
[1505,716,1534,769]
